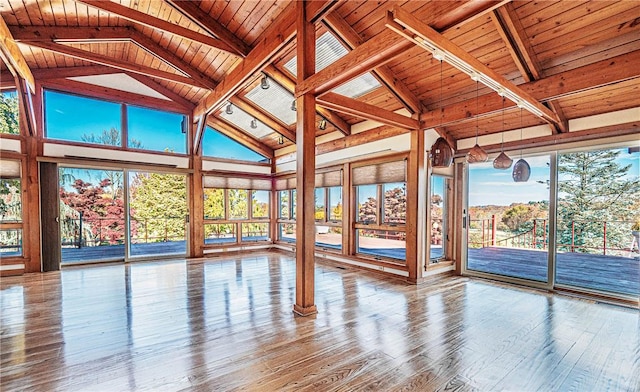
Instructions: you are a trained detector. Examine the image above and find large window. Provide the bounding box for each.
[314,186,342,251]
[44,90,186,154]
[202,126,269,163]
[353,159,407,261]
[203,176,271,246]
[430,175,450,262]
[0,160,22,257]
[0,90,20,135]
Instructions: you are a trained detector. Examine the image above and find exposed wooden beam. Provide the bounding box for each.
[295,30,412,97]
[387,6,561,127]
[42,79,190,114]
[130,31,217,90]
[263,64,351,136]
[305,1,340,23]
[229,96,297,143]
[10,25,134,43]
[125,72,195,111]
[420,50,640,128]
[206,117,274,160]
[433,0,508,31]
[15,77,36,136]
[193,4,297,151]
[164,0,250,57]
[317,92,419,130]
[32,65,121,79]
[23,41,207,88]
[0,16,34,92]
[492,4,568,133]
[0,71,16,89]
[74,0,240,56]
[324,12,423,114]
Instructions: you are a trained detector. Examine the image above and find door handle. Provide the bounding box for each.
[55,216,59,223]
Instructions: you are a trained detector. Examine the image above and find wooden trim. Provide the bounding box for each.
[0,16,34,92]
[164,0,250,57]
[32,65,121,80]
[201,158,271,169]
[15,77,36,137]
[24,41,206,88]
[324,12,423,114]
[75,0,239,56]
[206,117,274,160]
[387,6,561,127]
[317,92,419,130]
[305,1,340,24]
[453,161,465,275]
[10,25,134,43]
[193,4,296,119]
[229,96,297,143]
[41,79,190,114]
[0,72,16,89]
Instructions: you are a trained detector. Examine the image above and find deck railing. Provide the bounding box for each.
[469,215,638,256]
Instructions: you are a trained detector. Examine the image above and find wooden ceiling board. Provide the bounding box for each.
[241,2,289,46]
[555,78,640,119]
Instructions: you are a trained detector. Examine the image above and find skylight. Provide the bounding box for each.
[218,104,274,139]
[285,32,382,99]
[245,79,297,126]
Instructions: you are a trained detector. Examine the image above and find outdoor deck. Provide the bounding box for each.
[57,242,639,298]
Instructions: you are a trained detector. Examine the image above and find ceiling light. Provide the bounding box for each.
[493,96,512,170]
[278,135,284,145]
[291,100,296,112]
[250,118,257,129]
[260,74,270,90]
[225,103,233,115]
[318,118,327,130]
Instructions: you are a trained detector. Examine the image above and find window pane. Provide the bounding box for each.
[430,176,446,261]
[279,190,290,219]
[357,185,377,223]
[316,226,342,251]
[128,106,186,154]
[0,90,19,134]
[205,223,236,244]
[204,189,225,220]
[329,187,342,221]
[279,223,296,243]
[202,126,269,163]
[252,190,269,219]
[315,188,325,221]
[229,189,248,219]
[242,223,269,242]
[0,229,22,256]
[383,182,406,224]
[45,90,121,145]
[292,189,297,220]
[356,229,406,261]
[0,178,21,222]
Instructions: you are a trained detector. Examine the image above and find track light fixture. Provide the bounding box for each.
[291,100,296,112]
[278,135,284,145]
[318,118,327,130]
[225,102,233,115]
[250,118,257,129]
[260,74,270,90]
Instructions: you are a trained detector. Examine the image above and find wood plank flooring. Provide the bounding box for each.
[1,252,638,391]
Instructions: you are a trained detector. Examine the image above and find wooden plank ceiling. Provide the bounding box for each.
[1,0,639,153]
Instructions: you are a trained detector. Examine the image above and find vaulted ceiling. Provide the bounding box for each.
[1,0,639,158]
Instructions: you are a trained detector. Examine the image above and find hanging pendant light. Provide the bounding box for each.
[467,78,488,163]
[512,107,531,182]
[431,59,454,168]
[493,96,513,169]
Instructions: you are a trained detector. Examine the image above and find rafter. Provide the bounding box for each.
[74,0,240,56]
[193,5,296,152]
[305,1,340,24]
[387,6,561,127]
[228,96,297,143]
[31,65,120,79]
[324,12,423,114]
[317,92,419,130]
[23,40,207,88]
[420,50,640,128]
[492,4,568,133]
[164,0,250,57]
[0,16,34,92]
[206,117,274,160]
[263,64,350,136]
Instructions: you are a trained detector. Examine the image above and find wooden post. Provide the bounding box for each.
[406,129,426,283]
[491,214,497,246]
[341,163,351,255]
[293,0,317,317]
[189,150,204,258]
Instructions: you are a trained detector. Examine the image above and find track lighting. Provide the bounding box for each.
[225,103,233,115]
[318,118,327,130]
[250,118,257,129]
[260,74,270,90]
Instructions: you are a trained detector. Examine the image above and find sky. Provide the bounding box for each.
[202,126,267,162]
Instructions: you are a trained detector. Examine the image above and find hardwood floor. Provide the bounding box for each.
[1,252,638,391]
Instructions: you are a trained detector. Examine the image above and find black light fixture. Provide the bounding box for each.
[225,102,233,115]
[318,118,327,130]
[250,118,257,129]
[512,107,531,182]
[291,100,296,111]
[260,74,270,90]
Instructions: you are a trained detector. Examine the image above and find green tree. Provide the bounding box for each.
[0,91,19,135]
[129,173,187,242]
[558,149,640,254]
[502,204,536,232]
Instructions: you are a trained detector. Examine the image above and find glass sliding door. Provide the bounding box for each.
[128,171,188,258]
[430,175,447,262]
[466,156,551,282]
[59,167,126,264]
[556,147,639,297]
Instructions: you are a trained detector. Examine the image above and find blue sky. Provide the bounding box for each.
[202,126,267,162]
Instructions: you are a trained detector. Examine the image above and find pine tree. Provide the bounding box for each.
[558,149,640,254]
[0,92,19,135]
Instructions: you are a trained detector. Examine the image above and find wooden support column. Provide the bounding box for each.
[23,81,42,273]
[189,152,204,259]
[453,161,466,275]
[293,0,317,317]
[341,163,352,255]
[406,130,427,283]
